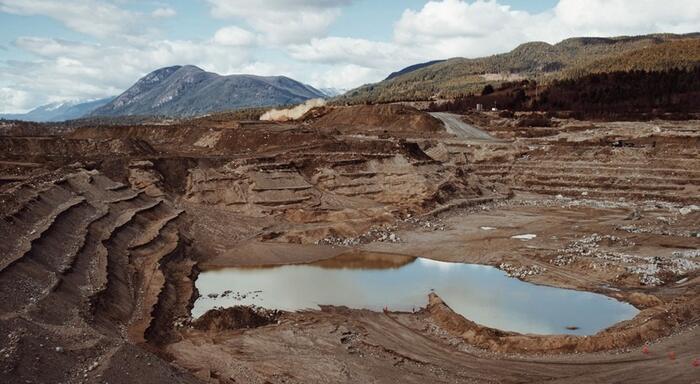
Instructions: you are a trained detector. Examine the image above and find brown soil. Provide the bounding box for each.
[0,107,698,383]
[192,307,280,332]
[311,104,448,137]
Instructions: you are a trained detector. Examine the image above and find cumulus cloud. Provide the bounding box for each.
[0,87,33,113]
[151,7,176,18]
[15,37,100,57]
[0,0,142,38]
[395,0,524,42]
[308,64,385,90]
[553,0,700,36]
[286,37,424,89]
[205,0,353,44]
[288,37,411,68]
[213,26,257,46]
[393,0,535,57]
[393,0,700,58]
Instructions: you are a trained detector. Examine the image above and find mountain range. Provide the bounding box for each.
[2,66,328,121]
[90,65,326,117]
[338,33,700,104]
[0,97,113,122]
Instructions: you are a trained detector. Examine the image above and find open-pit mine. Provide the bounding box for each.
[1,104,699,383]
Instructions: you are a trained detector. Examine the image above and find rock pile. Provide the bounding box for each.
[557,233,699,286]
[499,263,547,278]
[403,215,447,231]
[317,224,402,246]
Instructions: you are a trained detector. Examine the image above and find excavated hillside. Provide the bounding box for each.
[0,169,198,383]
[0,106,698,383]
[465,114,700,203]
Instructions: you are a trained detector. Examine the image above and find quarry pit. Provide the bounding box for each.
[0,105,699,383]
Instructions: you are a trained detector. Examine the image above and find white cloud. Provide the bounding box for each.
[15,37,100,57]
[205,0,353,44]
[553,0,700,36]
[0,0,141,38]
[151,7,176,18]
[213,26,257,46]
[393,0,700,59]
[288,37,412,68]
[0,87,33,113]
[309,64,384,90]
[395,0,524,42]
[393,0,535,58]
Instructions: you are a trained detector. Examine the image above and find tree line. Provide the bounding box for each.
[430,68,700,119]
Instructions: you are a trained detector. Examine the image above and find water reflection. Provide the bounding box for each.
[309,251,416,270]
[193,252,638,335]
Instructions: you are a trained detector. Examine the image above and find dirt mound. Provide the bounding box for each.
[311,104,446,136]
[192,306,280,331]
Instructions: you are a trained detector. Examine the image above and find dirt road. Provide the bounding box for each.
[430,112,497,140]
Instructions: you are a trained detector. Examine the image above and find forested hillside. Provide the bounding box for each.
[337,33,700,104]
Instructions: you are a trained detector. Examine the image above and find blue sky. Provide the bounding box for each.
[0,0,698,113]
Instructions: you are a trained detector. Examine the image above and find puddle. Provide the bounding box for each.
[193,253,638,335]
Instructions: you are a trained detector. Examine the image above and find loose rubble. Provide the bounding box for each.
[499,263,547,278]
[316,224,403,246]
[556,233,699,286]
